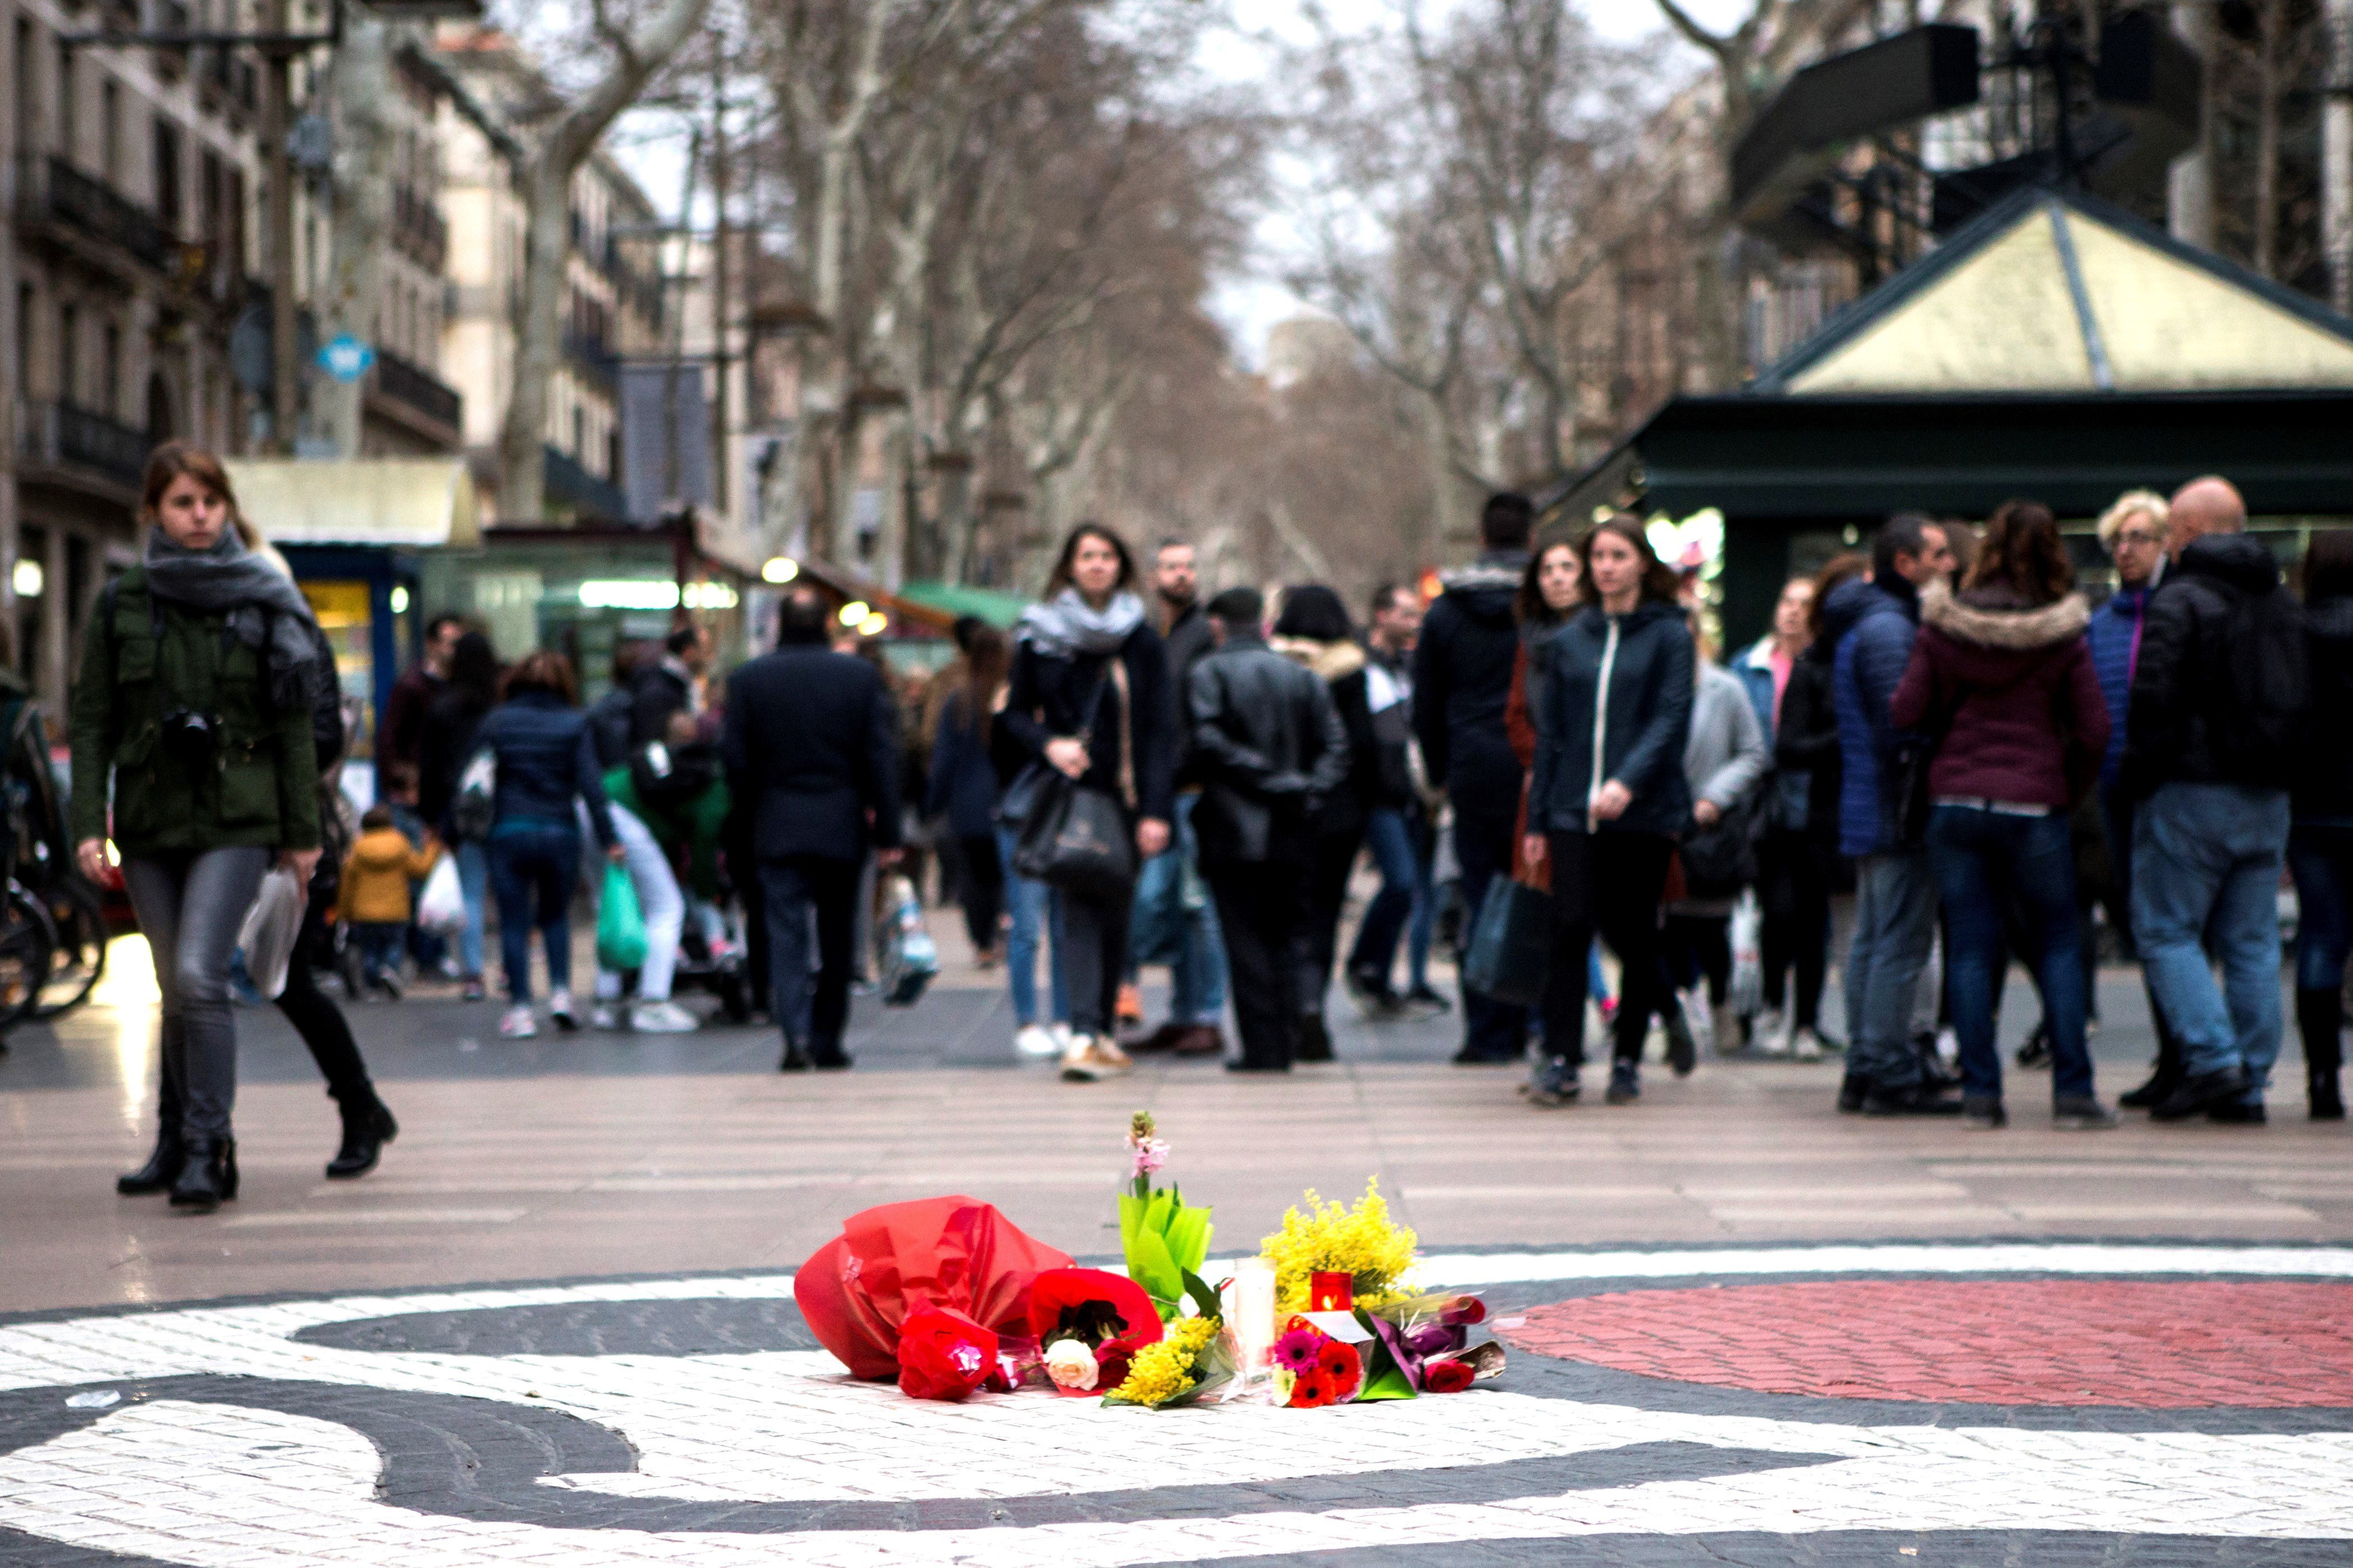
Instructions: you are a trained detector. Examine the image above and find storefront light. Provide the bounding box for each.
[858,611,888,637]
[839,600,870,626]
[762,557,800,584]
[12,559,43,598]
[682,582,740,610]
[389,585,411,614]
[579,580,684,610]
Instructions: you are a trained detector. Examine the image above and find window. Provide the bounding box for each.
[572,403,586,462]
[56,42,73,155]
[102,319,121,419]
[100,78,120,185]
[13,286,31,401]
[57,304,78,405]
[13,21,35,160]
[153,118,182,231]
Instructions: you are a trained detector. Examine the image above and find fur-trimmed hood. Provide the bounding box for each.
[1919,577,2089,651]
[1270,634,1366,684]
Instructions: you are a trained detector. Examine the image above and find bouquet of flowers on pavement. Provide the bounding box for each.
[1118,1111,1213,1321]
[1101,1270,1237,1410]
[1359,1292,1507,1394]
[1258,1179,1419,1316]
[1029,1268,1163,1396]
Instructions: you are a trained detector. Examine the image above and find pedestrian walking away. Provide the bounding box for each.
[1822,514,1962,1115]
[1415,493,1538,1064]
[1523,516,1697,1108]
[2123,476,2309,1125]
[725,587,905,1071]
[1345,582,1432,1016]
[1891,500,2116,1130]
[1190,587,1350,1072]
[928,630,1013,983]
[70,442,325,1211]
[341,804,443,999]
[471,651,623,1039]
[418,629,501,1000]
[2285,529,2353,1120]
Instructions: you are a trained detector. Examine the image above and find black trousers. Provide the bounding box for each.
[1061,881,1134,1038]
[1300,829,1362,1020]
[762,855,859,1054]
[1540,830,1675,1067]
[1663,914,1731,1008]
[1756,831,1831,1029]
[957,833,1005,954]
[1206,858,1313,1069]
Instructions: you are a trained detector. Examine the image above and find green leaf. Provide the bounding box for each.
[1163,1206,1214,1274]
[1178,1267,1223,1324]
[1357,1364,1419,1401]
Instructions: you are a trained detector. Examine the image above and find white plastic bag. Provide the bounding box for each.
[416,853,465,934]
[1727,889,1763,1020]
[875,873,938,1006]
[237,865,308,1001]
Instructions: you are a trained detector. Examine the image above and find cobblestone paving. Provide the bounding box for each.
[2,1244,2350,1566]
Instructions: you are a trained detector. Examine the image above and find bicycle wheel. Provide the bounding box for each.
[34,877,108,1019]
[0,885,58,1033]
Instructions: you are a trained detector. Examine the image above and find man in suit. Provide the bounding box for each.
[723,588,903,1070]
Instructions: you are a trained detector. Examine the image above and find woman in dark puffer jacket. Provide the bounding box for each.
[1892,500,2112,1131]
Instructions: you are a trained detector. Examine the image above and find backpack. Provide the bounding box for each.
[449,748,497,841]
[2212,581,2309,779]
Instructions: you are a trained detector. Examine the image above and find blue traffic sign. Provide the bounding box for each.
[317,333,377,383]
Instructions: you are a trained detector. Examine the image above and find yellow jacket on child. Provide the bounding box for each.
[340,829,442,924]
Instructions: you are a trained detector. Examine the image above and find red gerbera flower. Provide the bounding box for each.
[1317,1340,1361,1399]
[1423,1358,1475,1394]
[1288,1373,1332,1409]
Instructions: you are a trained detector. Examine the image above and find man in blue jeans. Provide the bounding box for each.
[1346,582,1429,1012]
[1820,514,1961,1115]
[2121,477,2309,1123]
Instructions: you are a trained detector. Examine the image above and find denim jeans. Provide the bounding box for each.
[487,821,581,1003]
[1347,806,1419,989]
[2132,781,2290,1102]
[453,839,489,980]
[998,825,1068,1027]
[122,846,272,1140]
[354,922,407,982]
[1927,805,2093,1102]
[2290,826,2353,993]
[1127,793,1227,1025]
[1844,850,1938,1089]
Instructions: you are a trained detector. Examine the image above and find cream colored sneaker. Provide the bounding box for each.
[1059,1034,1134,1083]
[1790,1027,1827,1061]
[1014,1023,1060,1060]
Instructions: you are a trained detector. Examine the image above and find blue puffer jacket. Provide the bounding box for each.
[1823,576,1921,858]
[2085,582,2152,791]
[475,691,618,847]
[1528,599,1695,838]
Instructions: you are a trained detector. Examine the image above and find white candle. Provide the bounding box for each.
[1231,1258,1276,1372]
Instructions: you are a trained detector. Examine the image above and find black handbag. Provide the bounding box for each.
[1460,875,1551,1007]
[1679,791,1760,899]
[1010,655,1137,896]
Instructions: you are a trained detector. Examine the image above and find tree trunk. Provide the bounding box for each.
[2327,0,2353,311]
[317,10,397,457]
[2255,0,2285,278]
[2169,0,2217,248]
[497,160,572,522]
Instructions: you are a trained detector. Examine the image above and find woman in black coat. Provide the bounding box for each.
[1002,525,1175,1081]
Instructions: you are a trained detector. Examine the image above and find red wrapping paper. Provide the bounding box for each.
[794,1195,1075,1381]
[896,1305,999,1401]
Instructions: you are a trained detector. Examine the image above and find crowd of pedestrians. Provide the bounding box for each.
[60,438,2350,1212]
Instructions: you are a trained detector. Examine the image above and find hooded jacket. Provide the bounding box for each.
[2295,593,2353,826]
[1889,580,2108,811]
[1527,599,1695,839]
[2085,579,2154,790]
[2122,532,2306,796]
[1410,553,1526,821]
[1822,574,1920,858]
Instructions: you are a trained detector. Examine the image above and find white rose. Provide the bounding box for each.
[1044,1339,1099,1391]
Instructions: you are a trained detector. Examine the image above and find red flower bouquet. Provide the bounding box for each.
[1028,1267,1166,1396]
[896,1305,1000,1401]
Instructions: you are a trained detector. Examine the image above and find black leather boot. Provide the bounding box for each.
[168,1137,239,1211]
[1295,1014,1334,1063]
[117,1127,184,1195]
[325,1087,400,1179]
[2299,987,2345,1121]
[2119,990,2185,1109]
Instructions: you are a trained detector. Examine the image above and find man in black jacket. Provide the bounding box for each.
[631,623,711,749]
[723,588,903,1070]
[2123,476,2308,1124]
[1189,587,1350,1071]
[1412,493,1534,1063]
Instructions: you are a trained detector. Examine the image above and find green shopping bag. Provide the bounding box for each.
[596,861,649,971]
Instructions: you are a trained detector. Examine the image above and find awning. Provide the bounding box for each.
[893,581,1028,629]
[222,459,481,549]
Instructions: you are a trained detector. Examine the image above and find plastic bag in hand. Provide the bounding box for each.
[415,853,465,934]
[876,873,937,1005]
[1727,889,1763,1019]
[236,866,308,1001]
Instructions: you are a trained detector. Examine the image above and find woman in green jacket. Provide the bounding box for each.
[70,442,323,1210]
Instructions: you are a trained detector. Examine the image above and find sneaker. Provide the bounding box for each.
[1345,969,1405,1019]
[461,978,487,1003]
[1050,1022,1076,1054]
[2052,1094,2120,1130]
[1962,1095,2007,1130]
[549,989,580,1032]
[1790,1027,1828,1061]
[1014,1024,1061,1060]
[1664,1004,1699,1076]
[1115,982,1145,1029]
[2014,1022,2052,1070]
[1403,984,1452,1017]
[498,1004,538,1039]
[589,1003,622,1031]
[374,968,404,1001]
[631,1000,699,1034]
[1059,1034,1134,1083]
[1863,1083,1965,1116]
[1837,1071,1869,1112]
[1606,1060,1640,1104]
[1753,1009,1788,1056]
[1526,1056,1580,1109]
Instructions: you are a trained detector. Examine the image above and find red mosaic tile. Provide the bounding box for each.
[1502,1279,2353,1409]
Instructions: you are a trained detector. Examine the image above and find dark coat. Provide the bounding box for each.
[1001,625,1176,825]
[925,691,1001,840]
[1410,554,1526,824]
[587,686,636,770]
[1527,599,1695,839]
[723,642,903,863]
[1272,636,1382,838]
[629,659,694,749]
[2122,532,2306,797]
[417,685,492,833]
[1187,630,1351,864]
[474,692,617,847]
[1823,575,1921,857]
[381,661,443,772]
[1773,638,1843,847]
[2295,594,2353,825]
[1890,581,2109,811]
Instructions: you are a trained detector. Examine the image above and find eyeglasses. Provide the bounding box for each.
[2115,530,2163,548]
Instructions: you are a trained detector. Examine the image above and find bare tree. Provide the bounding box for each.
[315,8,401,458]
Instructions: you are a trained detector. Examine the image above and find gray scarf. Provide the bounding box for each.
[141,526,322,704]
[1017,587,1146,658]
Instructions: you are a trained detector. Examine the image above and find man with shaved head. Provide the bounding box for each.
[2121,475,2310,1125]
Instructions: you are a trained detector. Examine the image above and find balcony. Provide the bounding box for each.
[365,348,463,449]
[562,329,618,395]
[392,184,448,274]
[543,442,627,522]
[14,154,182,281]
[153,0,190,76]
[17,401,151,502]
[199,47,258,123]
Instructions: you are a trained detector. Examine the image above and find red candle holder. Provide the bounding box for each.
[1309,1272,1354,1312]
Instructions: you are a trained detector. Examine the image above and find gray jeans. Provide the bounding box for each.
[1842,849,1938,1089]
[122,847,272,1140]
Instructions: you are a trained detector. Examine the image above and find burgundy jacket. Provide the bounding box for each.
[1890,580,2109,811]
